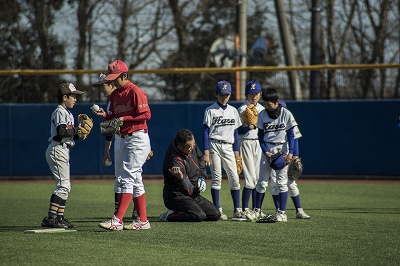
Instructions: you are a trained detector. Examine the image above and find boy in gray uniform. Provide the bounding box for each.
[41,83,84,228]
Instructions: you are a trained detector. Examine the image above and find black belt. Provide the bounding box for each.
[266,142,285,145]
[120,129,148,138]
[210,138,232,145]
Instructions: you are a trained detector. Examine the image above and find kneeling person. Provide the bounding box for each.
[160,129,221,222]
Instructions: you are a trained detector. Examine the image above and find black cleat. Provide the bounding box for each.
[41,216,68,229]
[57,217,77,228]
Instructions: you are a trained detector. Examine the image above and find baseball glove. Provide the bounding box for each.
[241,104,258,126]
[99,118,123,136]
[236,156,243,175]
[146,150,153,160]
[77,114,93,140]
[287,157,303,180]
[256,213,277,223]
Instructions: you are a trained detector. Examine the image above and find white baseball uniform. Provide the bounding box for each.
[237,101,265,189]
[203,102,241,190]
[45,105,76,200]
[256,108,298,194]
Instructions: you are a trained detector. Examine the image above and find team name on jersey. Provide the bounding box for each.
[212,116,236,126]
[114,100,133,114]
[263,122,286,132]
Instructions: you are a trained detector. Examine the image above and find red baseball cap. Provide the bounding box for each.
[104,60,128,81]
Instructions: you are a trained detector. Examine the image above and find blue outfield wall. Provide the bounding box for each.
[1,100,399,177]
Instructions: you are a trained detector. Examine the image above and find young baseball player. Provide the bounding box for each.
[254,88,298,222]
[269,100,310,219]
[159,129,221,222]
[203,80,247,221]
[237,81,264,221]
[41,83,84,229]
[96,60,152,231]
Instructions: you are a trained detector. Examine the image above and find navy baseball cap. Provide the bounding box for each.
[270,153,286,170]
[279,100,287,108]
[92,73,108,87]
[215,81,232,95]
[245,81,262,95]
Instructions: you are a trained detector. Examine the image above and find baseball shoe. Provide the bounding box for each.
[276,211,287,222]
[253,208,267,219]
[99,215,123,231]
[296,208,310,219]
[57,217,77,228]
[256,213,277,223]
[232,208,247,221]
[219,208,228,221]
[159,210,175,222]
[41,216,68,229]
[243,209,257,222]
[123,220,151,230]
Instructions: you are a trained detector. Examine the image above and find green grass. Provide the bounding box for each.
[0,180,399,265]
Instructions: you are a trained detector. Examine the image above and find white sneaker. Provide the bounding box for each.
[296,208,310,219]
[276,211,287,222]
[123,220,151,230]
[232,208,247,221]
[99,215,123,231]
[219,207,228,221]
[243,209,257,221]
[253,208,267,219]
[159,210,175,222]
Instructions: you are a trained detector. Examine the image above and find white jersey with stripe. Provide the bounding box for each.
[257,107,298,144]
[237,101,264,140]
[203,102,241,144]
[48,105,76,146]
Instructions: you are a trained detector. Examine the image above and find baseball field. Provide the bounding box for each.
[0,179,399,265]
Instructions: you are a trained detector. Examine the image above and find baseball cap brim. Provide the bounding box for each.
[104,73,121,81]
[92,80,108,87]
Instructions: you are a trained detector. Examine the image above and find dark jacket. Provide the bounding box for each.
[162,140,207,197]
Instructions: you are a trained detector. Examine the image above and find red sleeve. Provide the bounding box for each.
[122,89,151,122]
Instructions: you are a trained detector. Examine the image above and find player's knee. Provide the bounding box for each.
[288,183,299,197]
[230,183,241,190]
[270,185,279,195]
[256,181,268,193]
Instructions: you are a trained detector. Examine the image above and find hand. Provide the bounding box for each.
[198,178,206,192]
[103,152,111,166]
[203,150,211,167]
[169,166,183,179]
[95,108,106,116]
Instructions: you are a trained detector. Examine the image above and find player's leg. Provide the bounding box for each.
[275,167,289,222]
[288,179,310,219]
[270,170,280,211]
[113,135,122,215]
[43,144,73,228]
[254,156,271,215]
[209,142,226,219]
[221,145,246,221]
[239,140,258,220]
[123,131,151,230]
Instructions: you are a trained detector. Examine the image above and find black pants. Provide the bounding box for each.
[163,190,221,222]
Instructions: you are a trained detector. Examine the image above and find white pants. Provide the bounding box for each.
[113,135,122,193]
[239,139,261,189]
[114,130,151,197]
[209,141,240,190]
[256,143,289,194]
[45,141,71,200]
[270,171,299,196]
